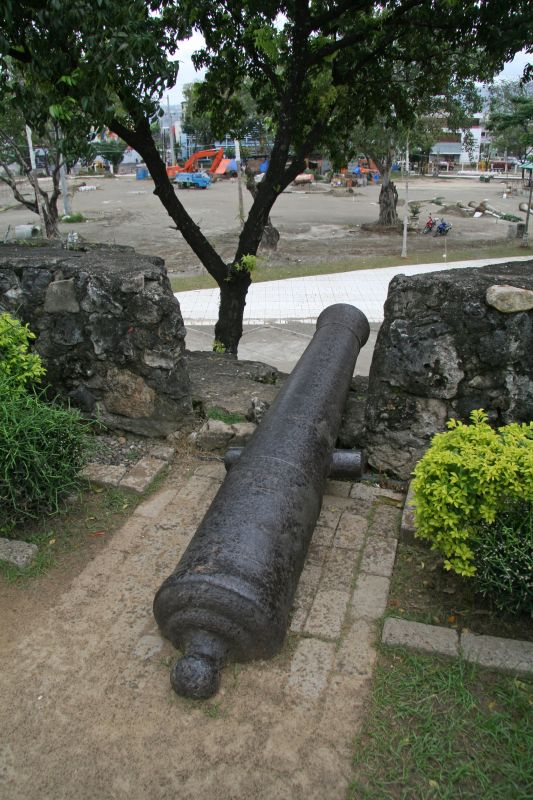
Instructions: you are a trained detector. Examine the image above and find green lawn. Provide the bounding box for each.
[349,648,533,800]
[170,244,529,293]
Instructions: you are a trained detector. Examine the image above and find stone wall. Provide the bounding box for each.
[364,260,533,479]
[0,245,192,436]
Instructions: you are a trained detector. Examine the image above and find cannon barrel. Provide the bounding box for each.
[153,304,370,698]
[224,446,365,480]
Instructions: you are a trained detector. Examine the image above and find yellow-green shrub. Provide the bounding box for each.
[0,312,45,389]
[412,409,533,576]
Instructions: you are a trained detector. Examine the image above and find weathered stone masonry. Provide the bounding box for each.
[364,260,533,479]
[0,245,192,436]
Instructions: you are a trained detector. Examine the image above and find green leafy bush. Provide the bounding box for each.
[413,409,533,577]
[473,501,532,614]
[0,376,92,534]
[0,312,45,389]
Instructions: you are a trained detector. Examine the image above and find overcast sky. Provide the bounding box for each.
[162,42,531,105]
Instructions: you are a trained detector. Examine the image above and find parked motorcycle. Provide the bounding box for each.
[433,219,452,236]
[422,214,435,234]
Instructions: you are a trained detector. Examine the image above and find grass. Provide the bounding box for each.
[60,212,86,223]
[170,243,529,293]
[0,485,138,582]
[349,648,533,800]
[207,406,247,425]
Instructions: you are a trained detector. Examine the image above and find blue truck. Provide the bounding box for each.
[173,172,211,189]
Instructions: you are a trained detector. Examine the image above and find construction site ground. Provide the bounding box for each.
[0,174,529,276]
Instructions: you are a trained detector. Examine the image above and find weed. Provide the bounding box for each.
[204,703,223,719]
[0,485,139,582]
[0,376,93,534]
[212,339,227,353]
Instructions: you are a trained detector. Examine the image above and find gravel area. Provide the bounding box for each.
[89,432,161,468]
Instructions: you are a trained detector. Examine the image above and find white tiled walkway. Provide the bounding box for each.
[176,256,532,325]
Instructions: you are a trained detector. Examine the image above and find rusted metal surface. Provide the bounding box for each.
[153,304,370,698]
[223,446,365,480]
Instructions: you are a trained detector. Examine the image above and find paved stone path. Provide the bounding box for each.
[0,461,403,800]
[3,461,530,798]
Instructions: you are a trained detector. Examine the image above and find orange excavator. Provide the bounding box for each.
[166,147,225,178]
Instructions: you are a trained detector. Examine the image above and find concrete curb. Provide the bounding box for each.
[382,617,533,677]
[395,481,533,676]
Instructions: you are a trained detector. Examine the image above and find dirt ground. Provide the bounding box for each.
[0,174,528,274]
[0,461,393,800]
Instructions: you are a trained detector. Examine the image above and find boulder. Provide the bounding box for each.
[364,260,533,479]
[0,244,192,436]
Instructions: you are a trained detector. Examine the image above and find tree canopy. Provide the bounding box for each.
[329,70,482,224]
[488,80,533,162]
[0,71,92,237]
[1,1,532,351]
[182,80,273,154]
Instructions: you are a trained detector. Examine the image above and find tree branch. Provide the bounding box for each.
[308,0,425,64]
[309,0,370,32]
[0,168,38,213]
[110,114,229,285]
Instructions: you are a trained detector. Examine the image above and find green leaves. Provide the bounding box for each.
[0,313,45,391]
[413,410,533,578]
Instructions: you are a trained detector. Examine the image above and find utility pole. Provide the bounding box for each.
[58,128,72,216]
[401,135,409,258]
[167,97,177,166]
[59,155,71,216]
[234,138,245,227]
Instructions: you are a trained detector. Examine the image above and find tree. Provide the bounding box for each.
[183,79,280,248]
[487,80,533,162]
[88,138,127,171]
[335,75,481,225]
[2,1,531,352]
[0,80,90,237]
[181,82,217,149]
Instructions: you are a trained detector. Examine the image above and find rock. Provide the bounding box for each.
[364,260,533,479]
[195,419,235,451]
[149,444,175,462]
[338,376,368,447]
[230,422,257,445]
[0,245,192,437]
[486,284,533,313]
[187,351,284,418]
[104,368,156,418]
[68,385,96,413]
[0,538,38,569]
[246,396,270,424]
[44,278,80,313]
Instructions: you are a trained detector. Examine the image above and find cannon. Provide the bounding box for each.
[223,446,365,481]
[153,303,370,698]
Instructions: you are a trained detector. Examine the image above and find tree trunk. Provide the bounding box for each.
[378,179,398,225]
[42,203,59,238]
[213,272,252,355]
[260,223,280,250]
[245,171,280,251]
[109,113,302,353]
